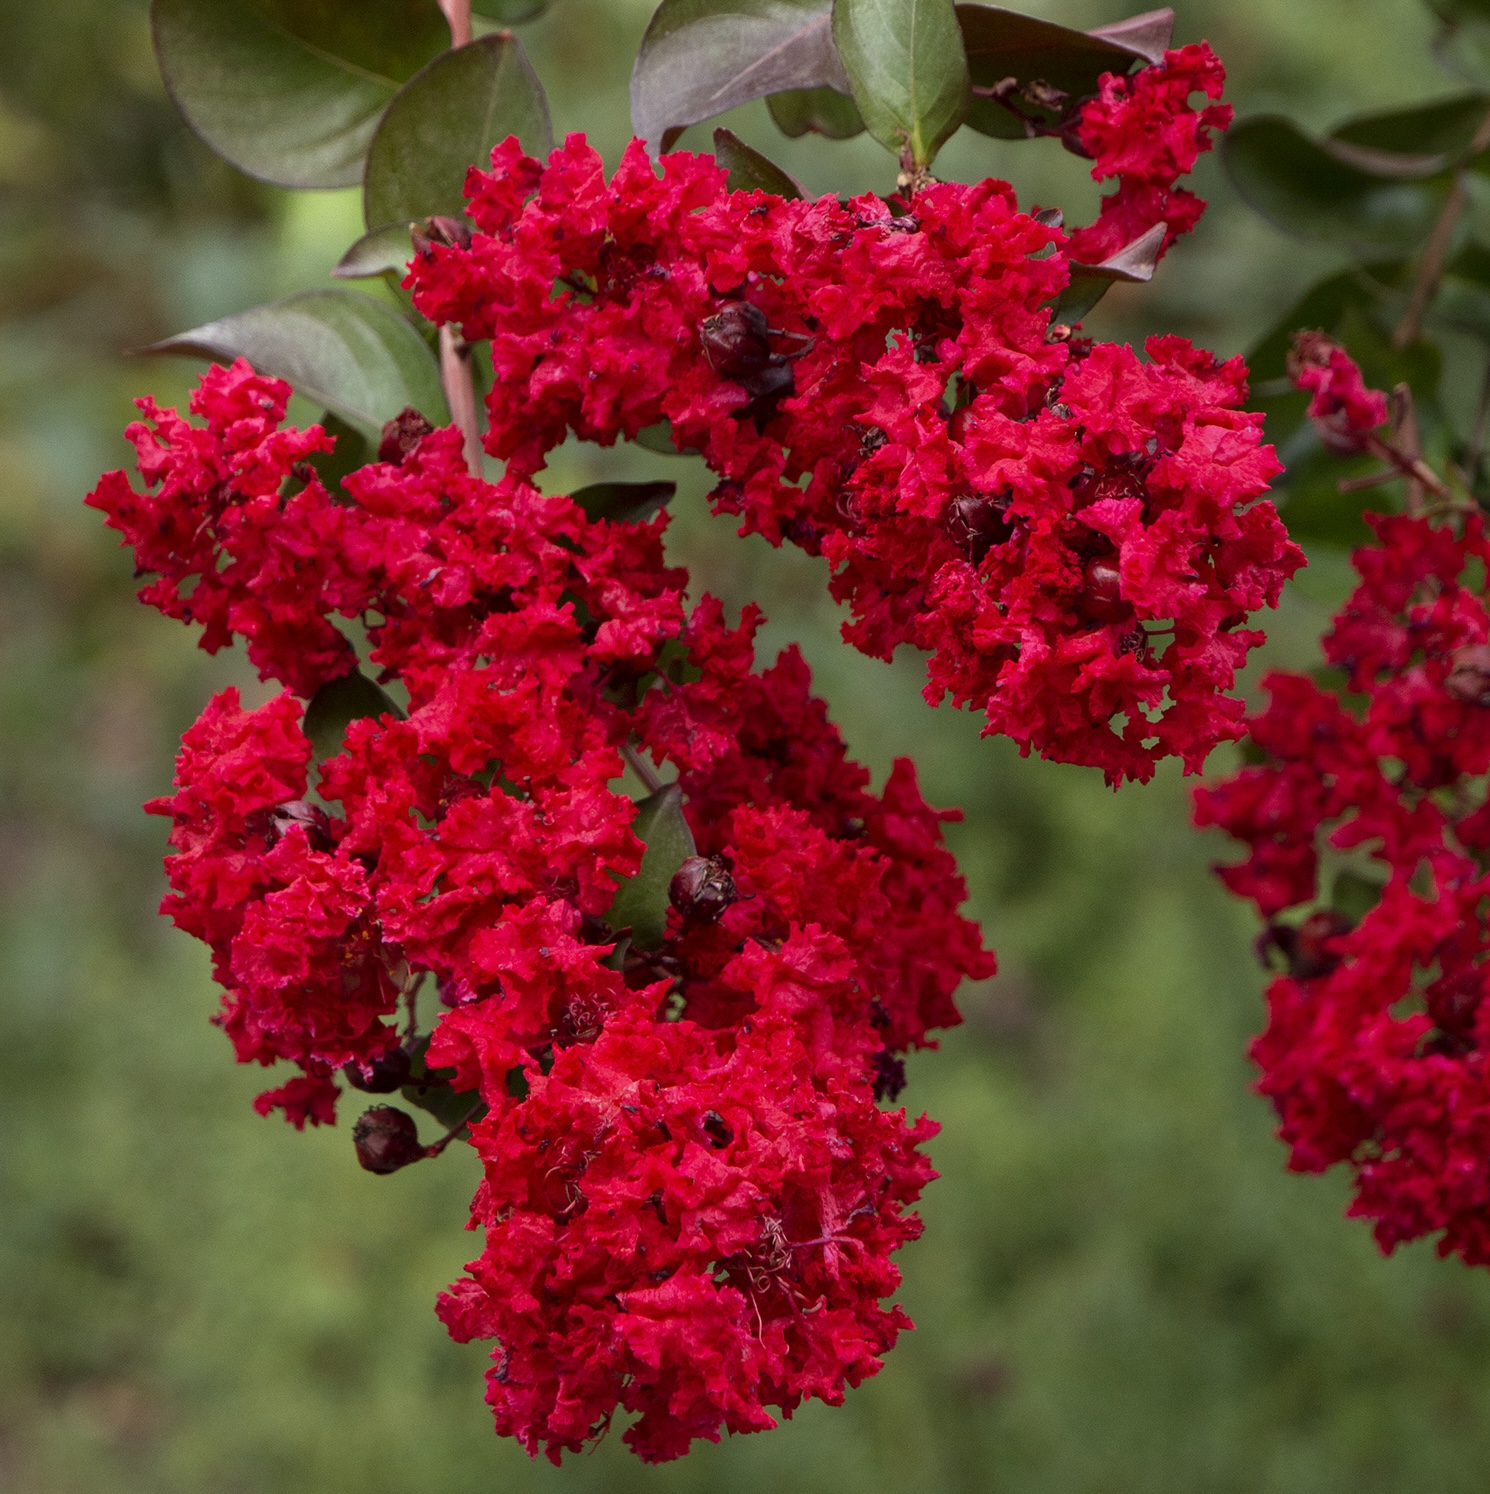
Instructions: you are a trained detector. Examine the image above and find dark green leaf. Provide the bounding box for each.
[570,480,677,523]
[1332,870,1385,922]
[712,127,805,196]
[767,85,865,138]
[956,4,1155,140]
[136,289,448,443]
[364,34,553,233]
[331,224,414,280]
[151,0,444,189]
[1223,116,1452,254]
[1328,93,1490,176]
[1054,221,1165,322]
[631,0,850,154]
[1086,7,1173,65]
[401,1036,482,1128]
[834,0,969,167]
[1432,14,1490,90]
[605,784,696,950]
[285,411,369,499]
[303,670,405,764]
[633,419,701,456]
[472,0,549,19]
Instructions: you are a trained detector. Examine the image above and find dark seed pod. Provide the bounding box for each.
[669,855,738,923]
[1077,556,1131,625]
[378,407,436,464]
[343,1047,413,1094]
[945,494,1014,564]
[700,302,773,379]
[1263,910,1355,981]
[352,1106,426,1174]
[255,799,333,851]
[412,214,472,254]
[872,1050,907,1104]
[701,1110,733,1148]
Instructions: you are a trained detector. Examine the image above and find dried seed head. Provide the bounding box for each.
[378,407,436,464]
[352,1106,426,1174]
[669,855,738,923]
[343,1047,413,1094]
[700,302,772,379]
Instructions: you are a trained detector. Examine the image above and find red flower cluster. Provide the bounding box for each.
[1196,345,1490,1262]
[1065,41,1233,265]
[409,46,1299,785]
[88,359,991,1459]
[1286,329,1389,451]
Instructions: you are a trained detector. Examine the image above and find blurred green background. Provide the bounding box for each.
[4,1,1488,1490]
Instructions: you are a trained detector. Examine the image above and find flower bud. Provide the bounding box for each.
[669,855,737,923]
[700,303,772,379]
[1446,644,1490,706]
[1266,909,1354,981]
[412,214,472,255]
[1077,556,1131,625]
[945,494,1014,564]
[378,407,435,464]
[352,1105,426,1174]
[343,1047,413,1094]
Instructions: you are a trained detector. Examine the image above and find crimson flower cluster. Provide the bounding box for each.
[410,44,1298,786]
[87,359,990,1460]
[1196,342,1490,1264]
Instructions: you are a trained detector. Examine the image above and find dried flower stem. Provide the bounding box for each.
[439,325,485,476]
[438,0,472,47]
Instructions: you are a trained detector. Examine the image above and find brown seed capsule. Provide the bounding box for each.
[669,855,738,923]
[378,406,436,464]
[343,1047,413,1094]
[700,302,773,379]
[1446,644,1490,706]
[352,1106,426,1174]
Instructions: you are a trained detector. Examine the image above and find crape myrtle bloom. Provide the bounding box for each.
[1195,506,1490,1266]
[90,363,992,1458]
[1286,331,1390,452]
[409,49,1301,785]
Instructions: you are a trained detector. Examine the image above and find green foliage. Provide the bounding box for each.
[139,289,448,443]
[605,784,696,950]
[302,671,405,764]
[363,33,553,233]
[713,126,806,196]
[569,480,678,523]
[629,0,848,153]
[833,0,969,168]
[150,0,444,189]
[767,84,865,138]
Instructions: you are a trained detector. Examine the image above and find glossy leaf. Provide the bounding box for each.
[1223,116,1452,254]
[151,0,443,189]
[331,224,414,280]
[713,127,805,196]
[631,0,850,154]
[137,289,448,444]
[1054,222,1165,322]
[302,670,405,764]
[834,0,969,167]
[957,3,1158,140]
[364,34,553,233]
[570,480,677,523]
[605,784,696,950]
[634,419,701,456]
[1328,93,1490,175]
[768,84,865,137]
[289,410,369,499]
[401,1036,483,1129]
[472,0,549,18]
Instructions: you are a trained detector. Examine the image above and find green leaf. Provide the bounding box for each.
[1329,93,1490,171]
[401,1036,482,1129]
[151,0,445,189]
[631,0,851,155]
[834,0,969,167]
[472,0,549,19]
[331,224,414,280]
[136,289,448,444]
[767,85,865,138]
[302,670,405,763]
[956,4,1157,140]
[633,419,701,456]
[712,127,805,196]
[1223,116,1452,255]
[1053,221,1165,323]
[605,784,696,950]
[364,33,553,234]
[570,480,677,523]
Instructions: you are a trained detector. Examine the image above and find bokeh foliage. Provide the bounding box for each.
[7,1,1490,1491]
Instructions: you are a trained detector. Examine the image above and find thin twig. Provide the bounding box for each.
[402,972,426,1046]
[437,0,472,47]
[621,739,664,795]
[424,1104,481,1158]
[1394,104,1490,348]
[439,325,485,476]
[1337,468,1402,494]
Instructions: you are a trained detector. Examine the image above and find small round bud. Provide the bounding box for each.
[412,214,472,255]
[1265,910,1354,981]
[669,855,737,923]
[1077,556,1131,625]
[945,494,1014,565]
[343,1047,413,1094]
[1446,644,1490,706]
[700,303,772,379]
[378,407,436,464]
[352,1106,426,1174]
